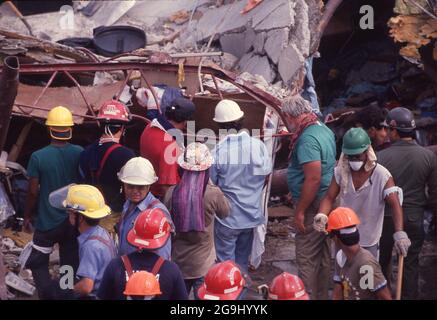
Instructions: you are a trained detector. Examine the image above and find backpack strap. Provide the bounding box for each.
[151,256,165,275]
[121,255,134,278]
[96,143,122,180]
[87,235,116,257]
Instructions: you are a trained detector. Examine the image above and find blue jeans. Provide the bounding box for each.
[214,222,254,273]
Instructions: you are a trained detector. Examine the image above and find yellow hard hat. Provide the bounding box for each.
[63,185,111,219]
[45,106,74,127]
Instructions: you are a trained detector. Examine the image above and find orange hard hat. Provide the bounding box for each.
[123,271,161,296]
[197,261,245,300]
[97,100,130,123]
[268,272,309,300]
[127,208,171,250]
[326,207,360,232]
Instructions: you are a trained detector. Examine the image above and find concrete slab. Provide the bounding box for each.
[251,0,286,29]
[253,31,266,54]
[289,0,311,57]
[220,32,248,58]
[244,27,256,53]
[264,28,289,64]
[253,0,295,31]
[278,43,304,84]
[239,53,276,84]
[121,0,209,26]
[192,1,248,41]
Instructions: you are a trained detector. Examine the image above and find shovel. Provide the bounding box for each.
[5,1,51,40]
[5,1,34,36]
[395,255,404,300]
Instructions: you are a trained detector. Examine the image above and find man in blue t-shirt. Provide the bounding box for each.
[97,208,187,300]
[24,106,83,299]
[283,95,336,300]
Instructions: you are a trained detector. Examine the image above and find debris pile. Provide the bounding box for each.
[388,0,437,64]
[0,233,34,299]
[0,0,323,95]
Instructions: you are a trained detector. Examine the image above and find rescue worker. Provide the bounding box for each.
[123,271,162,300]
[140,97,195,199]
[23,106,83,299]
[210,99,272,273]
[316,128,410,260]
[117,157,173,259]
[62,184,116,298]
[259,272,309,300]
[344,105,390,151]
[378,107,437,299]
[328,207,392,300]
[97,208,187,300]
[163,142,230,298]
[282,95,336,300]
[79,100,135,235]
[197,260,246,300]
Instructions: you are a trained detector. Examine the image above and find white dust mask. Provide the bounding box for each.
[349,161,364,171]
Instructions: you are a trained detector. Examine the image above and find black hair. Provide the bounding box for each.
[83,216,100,226]
[165,105,194,123]
[398,130,416,139]
[354,105,388,130]
[217,118,244,131]
[336,229,360,246]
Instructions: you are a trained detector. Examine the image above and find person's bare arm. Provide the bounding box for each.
[332,283,343,300]
[294,161,321,232]
[318,177,341,215]
[23,177,39,233]
[74,278,94,296]
[384,177,404,232]
[375,286,392,300]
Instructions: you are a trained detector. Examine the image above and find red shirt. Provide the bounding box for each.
[140,121,181,198]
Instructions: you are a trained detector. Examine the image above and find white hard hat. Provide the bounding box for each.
[118,157,158,185]
[213,99,244,123]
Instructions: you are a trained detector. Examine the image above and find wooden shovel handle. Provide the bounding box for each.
[395,255,404,300]
[5,1,25,19]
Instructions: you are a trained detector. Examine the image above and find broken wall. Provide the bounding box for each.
[186,0,322,86]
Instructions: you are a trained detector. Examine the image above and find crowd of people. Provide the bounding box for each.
[20,91,437,300]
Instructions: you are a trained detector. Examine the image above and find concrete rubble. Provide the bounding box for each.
[0,0,323,92]
[1,229,61,298]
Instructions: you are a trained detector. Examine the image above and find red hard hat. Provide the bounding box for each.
[268,272,309,300]
[97,100,130,123]
[197,261,245,300]
[127,208,171,250]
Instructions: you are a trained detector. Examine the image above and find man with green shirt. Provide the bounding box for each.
[23,106,83,300]
[378,107,437,300]
[283,95,336,300]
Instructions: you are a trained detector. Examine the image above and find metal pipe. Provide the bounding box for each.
[0,56,20,152]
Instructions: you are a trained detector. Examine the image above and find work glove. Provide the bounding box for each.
[313,213,328,233]
[393,231,411,257]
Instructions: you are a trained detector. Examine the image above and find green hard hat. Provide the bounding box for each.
[342,128,371,155]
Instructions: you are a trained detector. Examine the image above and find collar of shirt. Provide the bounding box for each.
[217,130,250,145]
[392,139,417,147]
[151,118,168,133]
[77,226,99,247]
[122,192,157,214]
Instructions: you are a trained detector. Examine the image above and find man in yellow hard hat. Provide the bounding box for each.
[23,106,83,299]
[62,184,116,299]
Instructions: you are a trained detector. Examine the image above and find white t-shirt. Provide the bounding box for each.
[334,164,391,247]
